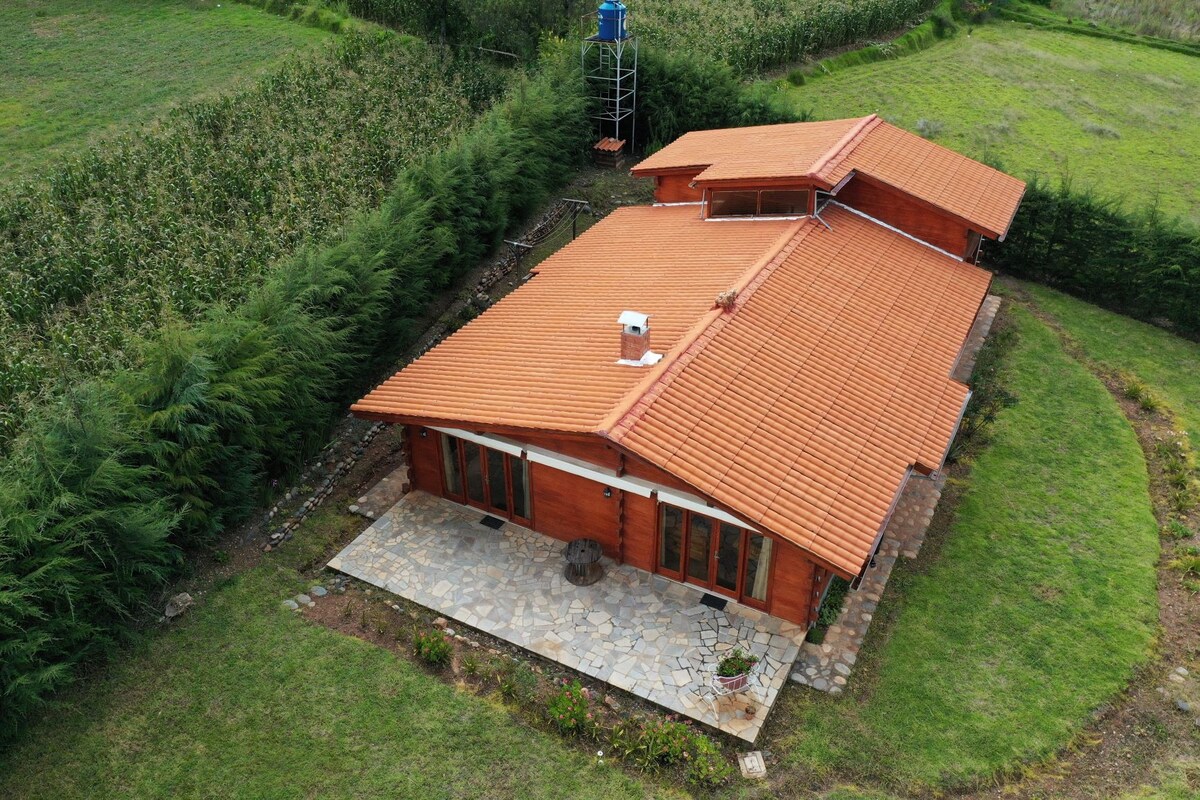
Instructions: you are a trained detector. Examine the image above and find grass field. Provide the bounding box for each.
[0,515,666,800]
[0,0,329,178]
[1052,0,1200,41]
[1021,282,1200,455]
[765,306,1160,791]
[783,22,1200,224]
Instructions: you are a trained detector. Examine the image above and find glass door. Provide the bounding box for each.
[655,502,772,608]
[438,434,531,525]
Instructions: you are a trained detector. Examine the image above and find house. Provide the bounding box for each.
[351,115,1025,628]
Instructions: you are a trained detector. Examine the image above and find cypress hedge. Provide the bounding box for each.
[0,50,589,747]
[991,182,1200,336]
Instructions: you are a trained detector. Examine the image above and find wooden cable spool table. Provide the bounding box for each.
[564,538,604,586]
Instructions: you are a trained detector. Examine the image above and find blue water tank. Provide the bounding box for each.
[597,1,627,41]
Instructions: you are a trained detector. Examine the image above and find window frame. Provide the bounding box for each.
[706,188,811,220]
[655,502,772,610]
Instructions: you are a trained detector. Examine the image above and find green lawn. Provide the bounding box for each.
[782,22,1200,225]
[766,305,1160,791]
[0,523,666,800]
[1021,282,1200,455]
[0,0,329,178]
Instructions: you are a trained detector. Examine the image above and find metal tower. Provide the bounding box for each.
[582,5,637,160]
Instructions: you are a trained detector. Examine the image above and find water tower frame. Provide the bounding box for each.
[581,9,637,151]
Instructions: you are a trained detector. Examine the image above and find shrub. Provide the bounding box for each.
[413,628,453,666]
[0,46,588,748]
[818,576,852,627]
[684,734,736,789]
[989,181,1200,337]
[1171,554,1200,577]
[608,715,733,787]
[0,384,178,743]
[546,680,595,735]
[1163,520,1195,541]
[635,49,804,152]
[495,659,540,702]
[950,310,1018,460]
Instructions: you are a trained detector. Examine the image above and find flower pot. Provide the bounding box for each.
[716,672,750,692]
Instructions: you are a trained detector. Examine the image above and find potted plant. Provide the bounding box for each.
[715,648,759,692]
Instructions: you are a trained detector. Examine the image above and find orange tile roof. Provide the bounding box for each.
[353,206,801,432]
[354,201,990,577]
[631,118,867,182]
[631,115,1026,239]
[609,205,990,574]
[822,119,1027,239]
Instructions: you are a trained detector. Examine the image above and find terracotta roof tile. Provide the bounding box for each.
[631,115,1026,238]
[353,206,800,432]
[610,205,991,575]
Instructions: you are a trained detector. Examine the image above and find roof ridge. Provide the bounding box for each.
[601,217,820,442]
[812,114,880,182]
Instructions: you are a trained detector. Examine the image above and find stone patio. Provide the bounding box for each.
[329,491,807,742]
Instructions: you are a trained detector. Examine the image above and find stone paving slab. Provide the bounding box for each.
[329,491,806,742]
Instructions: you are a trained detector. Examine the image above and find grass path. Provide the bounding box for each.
[1019,282,1200,456]
[0,535,665,800]
[781,22,1200,225]
[764,305,1159,792]
[0,0,329,178]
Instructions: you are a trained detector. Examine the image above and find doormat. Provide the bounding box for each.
[479,515,506,530]
[700,593,727,611]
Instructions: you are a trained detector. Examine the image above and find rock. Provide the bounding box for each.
[445,628,456,637]
[1176,699,1192,713]
[833,662,851,676]
[604,695,621,711]
[811,677,829,691]
[295,593,313,607]
[434,617,448,627]
[310,585,328,597]
[281,599,299,611]
[1175,666,1190,677]
[164,592,194,619]
[348,505,360,514]
[1169,673,1185,684]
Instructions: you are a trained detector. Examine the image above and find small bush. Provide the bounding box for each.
[495,659,540,702]
[1163,520,1195,541]
[546,680,595,735]
[1171,554,1200,577]
[608,715,733,787]
[412,628,453,667]
[818,576,852,627]
[1120,374,1161,413]
[786,68,807,86]
[462,654,480,676]
[685,734,736,789]
[931,8,958,37]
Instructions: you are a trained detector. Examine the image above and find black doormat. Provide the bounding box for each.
[700,593,727,611]
[480,515,505,530]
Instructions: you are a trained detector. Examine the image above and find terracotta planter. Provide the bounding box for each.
[716,672,750,692]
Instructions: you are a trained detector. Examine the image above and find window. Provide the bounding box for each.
[708,189,810,219]
[438,434,531,524]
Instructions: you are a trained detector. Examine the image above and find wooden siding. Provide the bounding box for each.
[654,172,703,203]
[768,541,817,626]
[622,491,657,571]
[512,431,622,469]
[837,175,973,257]
[530,461,621,555]
[409,425,442,493]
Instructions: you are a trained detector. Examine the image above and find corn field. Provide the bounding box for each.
[0,32,500,445]
[633,0,938,74]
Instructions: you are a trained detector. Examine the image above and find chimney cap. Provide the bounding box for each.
[618,310,650,330]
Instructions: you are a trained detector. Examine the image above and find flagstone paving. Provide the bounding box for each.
[329,491,807,742]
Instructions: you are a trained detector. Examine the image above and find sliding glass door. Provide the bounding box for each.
[438,433,531,525]
[655,502,772,608]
